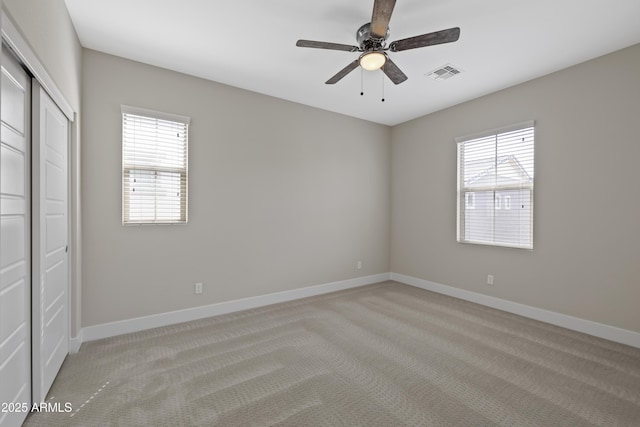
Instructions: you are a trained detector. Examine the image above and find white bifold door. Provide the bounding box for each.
[31,82,69,404]
[0,47,32,427]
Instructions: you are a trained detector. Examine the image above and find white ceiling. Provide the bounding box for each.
[64,0,640,126]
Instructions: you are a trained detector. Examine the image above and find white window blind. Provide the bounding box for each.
[456,121,534,249]
[122,106,189,224]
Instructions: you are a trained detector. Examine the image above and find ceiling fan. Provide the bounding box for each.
[296,0,460,85]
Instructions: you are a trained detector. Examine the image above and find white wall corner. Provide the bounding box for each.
[81,273,391,343]
[390,272,640,349]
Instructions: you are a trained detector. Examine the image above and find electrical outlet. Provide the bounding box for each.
[487,275,494,285]
[357,260,362,270]
[195,282,203,294]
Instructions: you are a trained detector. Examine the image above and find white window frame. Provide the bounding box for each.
[456,121,534,249]
[122,105,190,225]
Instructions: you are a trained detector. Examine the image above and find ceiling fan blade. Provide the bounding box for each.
[296,40,359,52]
[326,60,360,84]
[370,0,396,38]
[382,58,408,84]
[389,27,460,52]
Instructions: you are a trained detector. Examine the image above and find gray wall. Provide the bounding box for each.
[7,1,638,336]
[391,44,640,332]
[3,0,83,337]
[81,49,391,327]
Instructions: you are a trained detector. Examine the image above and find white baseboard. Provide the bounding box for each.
[76,271,640,349]
[69,331,83,354]
[81,273,391,343]
[391,272,640,349]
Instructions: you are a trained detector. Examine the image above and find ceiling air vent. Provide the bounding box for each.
[426,64,462,80]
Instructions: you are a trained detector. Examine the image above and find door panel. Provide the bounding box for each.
[0,145,24,195]
[45,162,65,202]
[0,280,26,343]
[46,215,66,252]
[0,46,31,427]
[0,217,24,266]
[0,65,25,134]
[32,83,69,403]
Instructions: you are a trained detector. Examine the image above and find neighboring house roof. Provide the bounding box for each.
[465,155,532,187]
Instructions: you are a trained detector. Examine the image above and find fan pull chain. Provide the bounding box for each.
[381,71,385,102]
[360,68,364,96]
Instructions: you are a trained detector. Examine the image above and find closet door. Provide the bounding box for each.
[0,47,31,427]
[31,83,69,403]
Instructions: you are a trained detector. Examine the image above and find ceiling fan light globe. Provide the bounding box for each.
[359,52,386,71]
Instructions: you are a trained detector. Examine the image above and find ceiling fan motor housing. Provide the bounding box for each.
[357,23,389,51]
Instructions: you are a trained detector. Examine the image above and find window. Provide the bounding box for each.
[122,106,190,224]
[465,192,475,209]
[456,121,534,249]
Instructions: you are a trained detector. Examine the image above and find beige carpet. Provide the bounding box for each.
[24,281,640,426]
